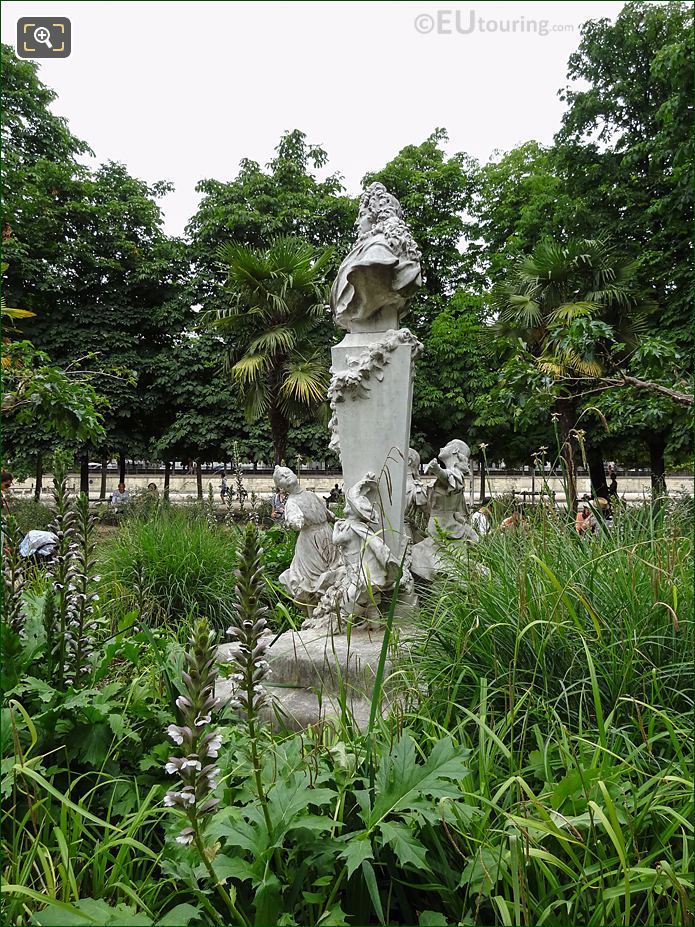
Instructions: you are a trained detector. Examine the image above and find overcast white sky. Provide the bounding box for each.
[3,1,626,236]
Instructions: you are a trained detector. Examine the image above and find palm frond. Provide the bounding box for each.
[547,302,600,326]
[242,382,270,422]
[279,354,330,409]
[247,327,297,355]
[498,293,543,329]
[231,353,270,385]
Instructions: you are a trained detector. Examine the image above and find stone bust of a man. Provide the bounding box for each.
[330,182,422,332]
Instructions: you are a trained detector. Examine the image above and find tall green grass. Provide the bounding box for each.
[99,506,240,628]
[2,501,692,926]
[389,499,693,925]
[408,501,692,725]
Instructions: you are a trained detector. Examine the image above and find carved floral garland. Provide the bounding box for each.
[327,329,423,453]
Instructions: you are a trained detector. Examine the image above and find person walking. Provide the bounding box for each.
[271,488,286,522]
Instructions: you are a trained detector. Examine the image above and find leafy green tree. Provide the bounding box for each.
[153,330,257,491]
[493,237,649,509]
[364,129,476,331]
[588,335,692,491]
[2,340,105,484]
[412,293,491,448]
[208,237,333,463]
[1,42,90,208]
[555,1,693,348]
[188,129,355,310]
[7,160,185,481]
[466,141,574,287]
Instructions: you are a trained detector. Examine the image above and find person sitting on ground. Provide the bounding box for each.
[1,471,13,514]
[271,488,286,521]
[111,482,130,509]
[575,503,594,535]
[499,510,521,530]
[471,498,492,536]
[327,483,343,506]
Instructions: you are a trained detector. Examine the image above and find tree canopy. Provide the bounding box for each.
[1,2,692,484]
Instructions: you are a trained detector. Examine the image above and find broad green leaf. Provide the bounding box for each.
[338,838,374,878]
[210,853,255,885]
[267,772,335,840]
[379,820,429,871]
[155,905,201,926]
[254,874,282,927]
[368,734,469,828]
[418,912,448,926]
[30,897,150,925]
[361,859,385,925]
[459,847,509,896]
[317,902,349,926]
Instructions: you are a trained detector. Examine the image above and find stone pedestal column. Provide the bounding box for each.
[330,329,418,558]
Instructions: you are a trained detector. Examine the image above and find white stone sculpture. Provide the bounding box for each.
[331,183,422,333]
[327,329,422,454]
[332,473,402,618]
[411,439,479,581]
[329,183,423,570]
[308,473,403,629]
[405,448,428,518]
[273,466,340,606]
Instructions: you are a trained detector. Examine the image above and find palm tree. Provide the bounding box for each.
[209,237,334,464]
[493,238,647,510]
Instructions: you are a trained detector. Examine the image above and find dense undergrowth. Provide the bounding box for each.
[1,489,692,926]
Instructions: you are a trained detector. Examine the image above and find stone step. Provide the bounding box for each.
[217,627,399,731]
[215,676,378,732]
[218,627,392,697]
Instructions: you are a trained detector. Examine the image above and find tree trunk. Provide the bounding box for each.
[479,458,486,502]
[164,460,171,499]
[269,404,289,465]
[99,456,108,500]
[80,454,90,496]
[648,433,667,498]
[196,459,203,499]
[555,396,578,513]
[34,456,43,501]
[119,453,126,484]
[586,444,607,498]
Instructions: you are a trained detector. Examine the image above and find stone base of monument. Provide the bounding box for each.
[217,626,404,731]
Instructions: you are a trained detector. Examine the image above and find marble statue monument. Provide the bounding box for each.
[326,183,423,617]
[410,439,479,581]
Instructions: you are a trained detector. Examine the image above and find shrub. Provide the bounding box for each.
[100,507,240,628]
[6,497,53,535]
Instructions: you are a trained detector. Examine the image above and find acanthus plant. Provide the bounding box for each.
[225,523,272,831]
[2,514,27,637]
[2,513,29,689]
[44,456,101,688]
[63,492,101,687]
[163,619,246,924]
[45,456,77,688]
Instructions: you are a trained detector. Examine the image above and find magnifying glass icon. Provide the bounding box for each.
[33,26,53,49]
